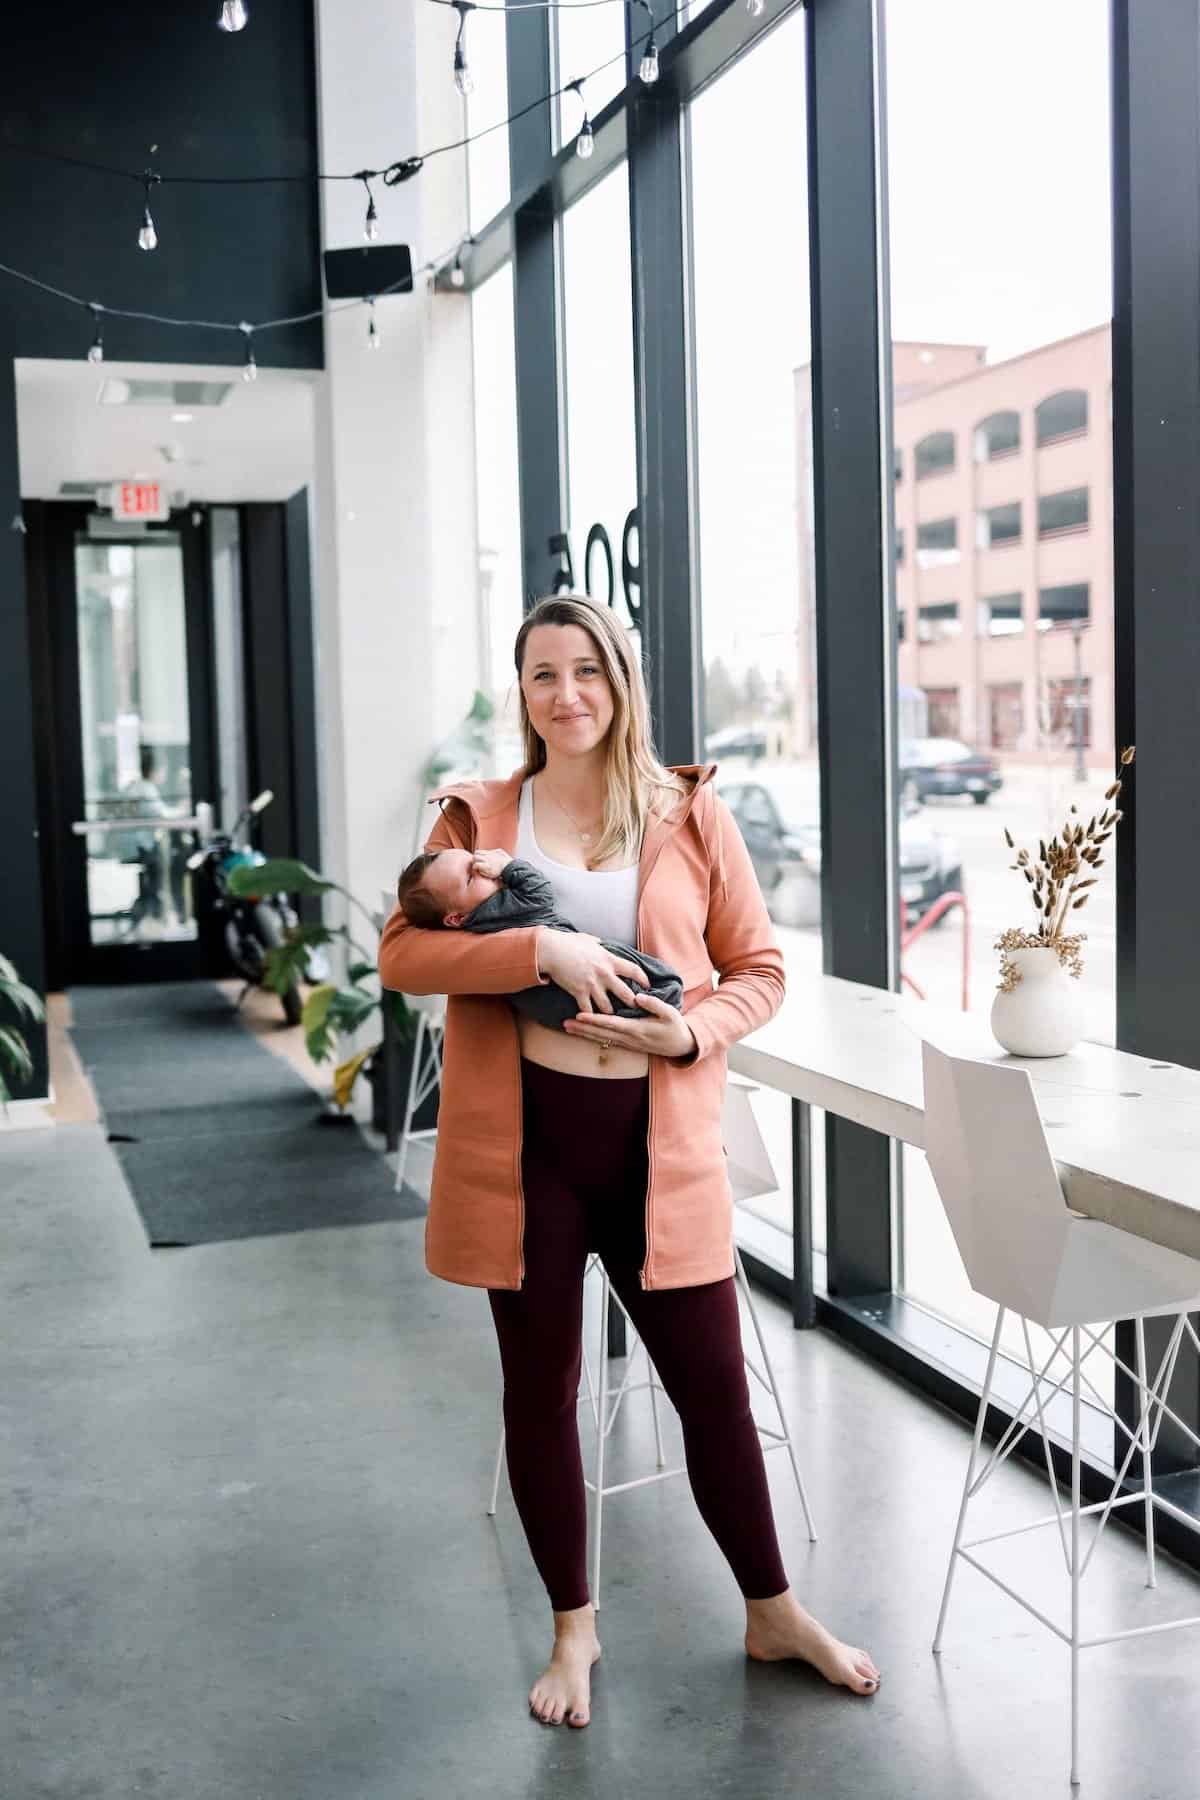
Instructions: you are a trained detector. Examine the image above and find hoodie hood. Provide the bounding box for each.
[427,762,726,895]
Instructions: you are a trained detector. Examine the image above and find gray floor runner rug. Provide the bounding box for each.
[69,983,424,1247]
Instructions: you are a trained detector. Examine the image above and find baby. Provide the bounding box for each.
[394,847,683,1031]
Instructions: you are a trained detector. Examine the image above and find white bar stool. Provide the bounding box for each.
[392,993,446,1195]
[921,1039,1200,1787]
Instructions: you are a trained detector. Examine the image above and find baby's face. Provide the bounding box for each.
[424,849,500,922]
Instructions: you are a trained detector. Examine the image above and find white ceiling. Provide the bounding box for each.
[16,356,318,504]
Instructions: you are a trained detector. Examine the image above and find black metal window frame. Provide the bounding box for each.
[459,0,1200,1567]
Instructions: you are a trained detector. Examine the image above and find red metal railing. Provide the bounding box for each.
[900,889,970,1011]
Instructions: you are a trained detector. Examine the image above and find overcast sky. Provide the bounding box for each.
[471,0,1113,690]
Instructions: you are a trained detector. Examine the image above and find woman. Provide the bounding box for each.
[379,595,880,1727]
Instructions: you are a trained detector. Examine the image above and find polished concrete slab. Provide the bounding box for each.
[3,1119,1200,1799]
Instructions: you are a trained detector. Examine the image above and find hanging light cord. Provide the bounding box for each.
[1,0,686,187]
[0,0,699,340]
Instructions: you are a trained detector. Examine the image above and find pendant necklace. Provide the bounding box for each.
[539,776,613,1067]
[541,776,601,847]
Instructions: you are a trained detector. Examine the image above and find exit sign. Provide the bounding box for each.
[112,480,170,522]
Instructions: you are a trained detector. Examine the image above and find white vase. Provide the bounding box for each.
[990,945,1084,1058]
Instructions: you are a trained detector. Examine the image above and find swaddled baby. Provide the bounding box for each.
[394,847,683,1030]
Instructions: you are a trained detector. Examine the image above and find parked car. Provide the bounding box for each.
[719,767,963,927]
[899,738,1002,806]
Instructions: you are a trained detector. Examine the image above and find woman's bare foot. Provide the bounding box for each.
[529,1603,602,1728]
[744,1589,880,1696]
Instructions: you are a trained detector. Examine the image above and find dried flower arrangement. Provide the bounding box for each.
[995,745,1135,994]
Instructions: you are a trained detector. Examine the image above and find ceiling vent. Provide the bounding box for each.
[59,480,104,496]
[97,378,233,408]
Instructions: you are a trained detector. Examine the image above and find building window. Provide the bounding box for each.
[897,610,906,642]
[895,527,905,565]
[1038,486,1090,537]
[915,429,955,479]
[1036,389,1089,445]
[894,447,903,483]
[1038,582,1090,630]
[922,686,960,737]
[977,500,1021,549]
[981,593,1023,637]
[561,169,638,632]
[988,682,1024,751]
[974,410,1020,461]
[916,516,958,568]
[918,602,960,643]
[1045,676,1091,748]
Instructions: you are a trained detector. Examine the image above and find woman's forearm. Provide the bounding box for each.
[379,907,547,998]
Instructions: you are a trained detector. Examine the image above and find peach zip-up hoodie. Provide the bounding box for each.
[377,763,785,1291]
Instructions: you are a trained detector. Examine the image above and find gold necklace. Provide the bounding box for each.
[540,776,603,846]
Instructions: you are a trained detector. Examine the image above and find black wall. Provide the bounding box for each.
[0,1,324,1091]
[0,2,323,369]
[242,494,322,899]
[0,365,49,1099]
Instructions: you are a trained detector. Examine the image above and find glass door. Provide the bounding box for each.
[57,512,219,982]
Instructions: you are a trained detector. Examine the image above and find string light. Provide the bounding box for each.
[86,302,104,364]
[450,247,466,288]
[636,0,659,84]
[452,0,476,96]
[746,0,765,15]
[367,298,381,349]
[239,320,257,381]
[566,80,594,159]
[359,174,380,241]
[218,0,249,29]
[138,171,160,252]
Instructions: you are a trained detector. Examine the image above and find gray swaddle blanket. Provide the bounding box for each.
[463,858,683,1029]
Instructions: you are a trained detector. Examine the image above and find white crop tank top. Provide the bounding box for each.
[515,778,640,945]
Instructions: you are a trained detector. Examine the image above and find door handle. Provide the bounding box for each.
[72,800,214,837]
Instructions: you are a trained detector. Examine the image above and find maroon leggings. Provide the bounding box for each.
[487,1057,789,1613]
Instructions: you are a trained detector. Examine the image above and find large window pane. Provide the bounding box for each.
[465,8,510,233]
[690,13,824,1274]
[556,6,626,150]
[884,0,1115,1371]
[561,168,638,636]
[471,264,524,769]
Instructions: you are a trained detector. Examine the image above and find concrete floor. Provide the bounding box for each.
[5,1098,1200,1798]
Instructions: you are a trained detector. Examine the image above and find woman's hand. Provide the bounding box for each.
[536,930,644,1014]
[564,993,697,1062]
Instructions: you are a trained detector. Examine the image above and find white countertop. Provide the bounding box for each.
[729,975,1200,1265]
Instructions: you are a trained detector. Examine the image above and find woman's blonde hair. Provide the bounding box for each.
[514,594,686,867]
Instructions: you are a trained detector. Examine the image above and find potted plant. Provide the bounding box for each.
[991,746,1134,1057]
[225,858,429,1127]
[0,953,46,1109]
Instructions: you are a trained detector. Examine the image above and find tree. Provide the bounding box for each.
[741,665,768,717]
[704,657,740,737]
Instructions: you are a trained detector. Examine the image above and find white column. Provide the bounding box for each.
[312,0,480,922]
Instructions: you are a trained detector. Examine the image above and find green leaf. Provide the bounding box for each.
[0,976,45,1026]
[326,986,378,1035]
[262,922,334,997]
[226,859,336,899]
[302,983,338,1062]
[0,1024,34,1086]
[347,960,377,984]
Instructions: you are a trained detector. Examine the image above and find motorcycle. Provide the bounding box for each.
[186,790,319,1027]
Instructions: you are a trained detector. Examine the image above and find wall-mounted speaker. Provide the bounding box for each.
[322,244,413,299]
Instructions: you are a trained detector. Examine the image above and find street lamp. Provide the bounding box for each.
[1070,618,1087,783]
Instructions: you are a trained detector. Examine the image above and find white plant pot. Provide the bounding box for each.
[990,945,1084,1058]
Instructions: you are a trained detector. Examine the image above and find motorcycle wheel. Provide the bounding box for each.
[253,903,304,1027]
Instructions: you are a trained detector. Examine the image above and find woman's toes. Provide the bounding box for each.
[568,1708,590,1728]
